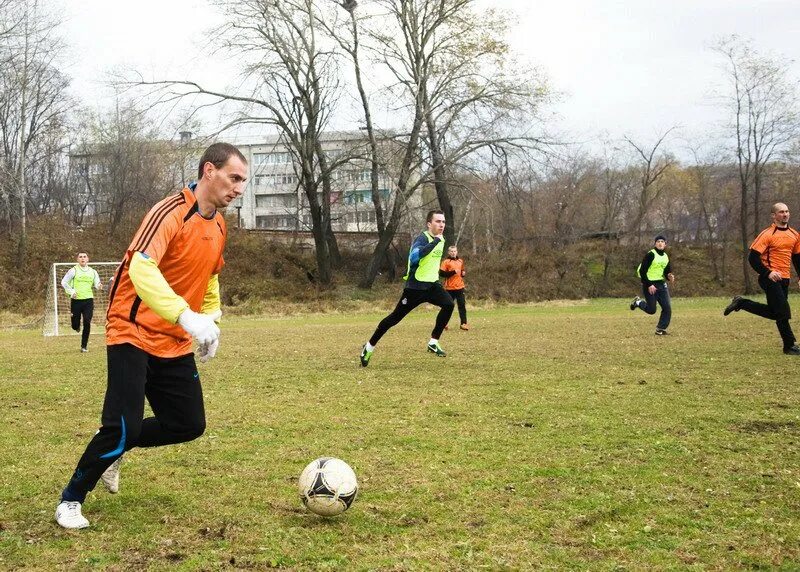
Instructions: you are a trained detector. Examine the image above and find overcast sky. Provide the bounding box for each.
[62,0,800,151]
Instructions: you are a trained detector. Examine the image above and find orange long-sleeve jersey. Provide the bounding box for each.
[440,257,466,290]
[106,187,226,357]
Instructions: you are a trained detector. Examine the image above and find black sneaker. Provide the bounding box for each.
[723,296,743,316]
[655,328,669,336]
[630,296,641,311]
[783,345,800,355]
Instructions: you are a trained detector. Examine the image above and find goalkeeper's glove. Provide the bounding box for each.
[197,338,219,363]
[178,309,221,347]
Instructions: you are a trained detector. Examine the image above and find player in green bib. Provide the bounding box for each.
[630,235,674,335]
[359,210,454,366]
[61,252,103,352]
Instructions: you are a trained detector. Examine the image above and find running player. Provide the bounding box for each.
[359,210,454,366]
[723,202,800,355]
[440,244,469,330]
[61,252,103,352]
[630,235,675,335]
[55,143,247,529]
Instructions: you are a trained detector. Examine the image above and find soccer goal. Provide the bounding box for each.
[43,262,121,337]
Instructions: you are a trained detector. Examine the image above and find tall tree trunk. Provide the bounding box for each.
[424,98,454,245]
[315,140,341,268]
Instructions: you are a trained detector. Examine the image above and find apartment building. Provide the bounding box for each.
[234,131,423,232]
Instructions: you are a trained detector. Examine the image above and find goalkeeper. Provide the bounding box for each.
[60,252,103,352]
[55,143,248,529]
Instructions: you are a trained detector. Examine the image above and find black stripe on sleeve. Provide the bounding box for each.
[134,196,187,253]
[132,195,185,252]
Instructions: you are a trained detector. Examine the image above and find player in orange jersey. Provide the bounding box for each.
[56,143,248,529]
[724,202,800,355]
[440,244,469,330]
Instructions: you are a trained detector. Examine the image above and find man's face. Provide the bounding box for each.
[448,246,458,258]
[77,253,89,267]
[654,239,666,250]
[427,214,445,236]
[773,204,790,226]
[204,156,248,209]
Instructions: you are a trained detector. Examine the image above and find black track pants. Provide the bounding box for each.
[738,276,795,349]
[369,283,455,346]
[447,289,468,325]
[637,282,671,330]
[61,343,205,503]
[70,298,94,349]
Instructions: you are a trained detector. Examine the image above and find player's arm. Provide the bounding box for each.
[93,269,103,291]
[664,261,674,281]
[748,249,770,277]
[792,253,800,285]
[439,261,456,278]
[128,252,189,323]
[639,252,654,286]
[61,268,76,298]
[409,235,441,267]
[128,251,219,347]
[201,274,221,320]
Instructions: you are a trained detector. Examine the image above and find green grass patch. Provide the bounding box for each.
[1,298,798,569]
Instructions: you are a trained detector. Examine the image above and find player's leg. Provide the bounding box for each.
[766,280,796,353]
[138,353,206,447]
[735,275,778,319]
[368,289,425,347]
[426,283,454,356]
[654,283,671,335]
[80,299,94,351]
[639,284,658,315]
[57,344,148,527]
[70,299,81,332]
[454,290,468,328]
[361,290,426,366]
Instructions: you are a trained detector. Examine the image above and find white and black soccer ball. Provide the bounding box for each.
[298,457,358,517]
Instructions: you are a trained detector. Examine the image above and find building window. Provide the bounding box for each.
[253,152,292,165]
[255,194,296,208]
[256,215,296,229]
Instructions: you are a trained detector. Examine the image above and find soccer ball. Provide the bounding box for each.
[298,457,358,517]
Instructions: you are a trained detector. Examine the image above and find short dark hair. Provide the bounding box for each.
[426,209,445,223]
[197,143,247,179]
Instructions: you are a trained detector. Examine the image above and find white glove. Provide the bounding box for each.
[197,338,219,363]
[178,309,221,347]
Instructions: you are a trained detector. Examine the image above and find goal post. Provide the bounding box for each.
[43,262,121,337]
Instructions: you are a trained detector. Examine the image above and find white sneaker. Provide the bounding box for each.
[100,457,122,494]
[55,501,89,529]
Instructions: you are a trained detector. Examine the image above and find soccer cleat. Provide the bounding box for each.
[723,296,743,316]
[783,345,800,355]
[100,457,122,494]
[427,342,447,357]
[80,348,88,353]
[55,501,89,529]
[359,344,373,367]
[630,296,641,311]
[460,323,470,331]
[655,328,669,336]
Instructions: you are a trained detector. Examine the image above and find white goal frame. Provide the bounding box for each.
[43,262,120,337]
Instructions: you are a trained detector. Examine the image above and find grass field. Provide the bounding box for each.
[1,298,798,570]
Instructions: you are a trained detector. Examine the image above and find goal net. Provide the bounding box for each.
[43,262,121,337]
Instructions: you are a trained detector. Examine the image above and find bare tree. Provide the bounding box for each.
[126,0,346,285]
[355,0,550,287]
[624,128,676,242]
[714,36,799,292]
[0,0,69,265]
